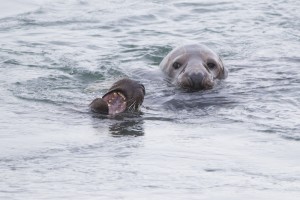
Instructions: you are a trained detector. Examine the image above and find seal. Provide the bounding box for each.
[89,78,145,115]
[160,44,228,90]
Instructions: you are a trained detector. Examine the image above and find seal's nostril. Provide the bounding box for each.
[190,73,204,89]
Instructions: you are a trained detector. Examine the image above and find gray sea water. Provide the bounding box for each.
[0,0,300,199]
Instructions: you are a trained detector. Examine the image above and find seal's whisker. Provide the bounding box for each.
[128,100,137,111]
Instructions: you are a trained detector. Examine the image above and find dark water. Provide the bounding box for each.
[0,0,300,199]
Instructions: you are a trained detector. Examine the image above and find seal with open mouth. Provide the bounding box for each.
[89,78,145,115]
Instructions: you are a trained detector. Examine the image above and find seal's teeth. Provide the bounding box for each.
[108,103,111,107]
[118,92,126,100]
[113,92,117,97]
[108,99,112,103]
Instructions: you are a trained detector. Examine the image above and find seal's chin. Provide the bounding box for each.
[102,91,127,115]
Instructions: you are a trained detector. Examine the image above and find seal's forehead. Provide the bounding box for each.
[169,44,218,60]
[168,45,186,58]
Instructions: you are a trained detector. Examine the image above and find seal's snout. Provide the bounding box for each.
[179,72,213,90]
[190,73,214,90]
[189,73,204,89]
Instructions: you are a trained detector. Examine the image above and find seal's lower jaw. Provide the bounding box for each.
[102,91,127,115]
[89,98,109,114]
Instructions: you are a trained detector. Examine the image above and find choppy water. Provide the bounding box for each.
[0,0,300,199]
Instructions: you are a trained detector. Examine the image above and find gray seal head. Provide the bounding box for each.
[160,44,228,90]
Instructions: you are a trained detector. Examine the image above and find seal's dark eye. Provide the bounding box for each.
[207,62,216,70]
[173,62,181,69]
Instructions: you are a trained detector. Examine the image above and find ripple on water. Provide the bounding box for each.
[1,0,300,199]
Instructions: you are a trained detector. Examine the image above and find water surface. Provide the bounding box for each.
[0,0,300,199]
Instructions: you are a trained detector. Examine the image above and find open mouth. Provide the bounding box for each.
[89,78,145,116]
[102,91,127,115]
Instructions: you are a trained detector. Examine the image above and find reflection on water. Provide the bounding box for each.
[109,119,144,137]
[90,113,145,137]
